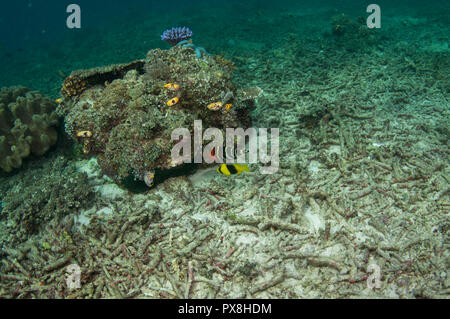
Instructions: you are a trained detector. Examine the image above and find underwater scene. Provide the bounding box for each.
[0,0,448,299]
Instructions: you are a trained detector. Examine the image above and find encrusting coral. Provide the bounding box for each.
[57,45,256,185]
[0,86,59,172]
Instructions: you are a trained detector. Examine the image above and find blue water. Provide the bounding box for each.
[1,0,448,96]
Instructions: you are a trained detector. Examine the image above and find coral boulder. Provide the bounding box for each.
[58,45,255,184]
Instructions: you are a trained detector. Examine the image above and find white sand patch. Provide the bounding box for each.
[75,157,101,178]
[188,167,217,187]
[354,231,370,245]
[97,206,114,216]
[328,145,341,155]
[95,183,126,201]
[304,206,324,233]
[320,244,346,258]
[307,160,321,175]
[74,207,95,231]
[75,205,114,231]
[75,209,93,228]
[372,142,384,147]
[235,234,258,246]
[239,205,257,218]
[414,140,431,151]
[191,211,214,224]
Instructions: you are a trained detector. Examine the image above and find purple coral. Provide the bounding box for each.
[161,27,193,45]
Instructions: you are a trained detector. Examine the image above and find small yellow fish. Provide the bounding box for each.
[82,141,90,154]
[76,130,93,138]
[166,97,179,106]
[217,163,249,176]
[207,101,223,111]
[164,83,180,91]
[222,103,233,113]
[55,98,63,103]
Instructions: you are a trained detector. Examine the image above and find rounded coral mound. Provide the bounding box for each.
[0,86,59,172]
[58,45,255,184]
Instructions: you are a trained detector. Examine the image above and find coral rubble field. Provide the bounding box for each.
[0,1,449,298]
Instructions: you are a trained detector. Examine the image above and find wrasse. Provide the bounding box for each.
[217,163,249,176]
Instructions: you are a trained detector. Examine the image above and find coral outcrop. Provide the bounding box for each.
[0,86,59,172]
[57,45,255,185]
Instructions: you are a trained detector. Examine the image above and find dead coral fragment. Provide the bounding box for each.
[1,156,94,241]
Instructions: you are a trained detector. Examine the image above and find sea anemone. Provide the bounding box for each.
[161,27,193,45]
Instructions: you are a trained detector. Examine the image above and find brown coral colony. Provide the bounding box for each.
[61,75,87,98]
[0,86,59,172]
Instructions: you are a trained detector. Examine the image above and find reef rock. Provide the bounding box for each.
[0,86,59,172]
[57,45,255,184]
[331,13,378,51]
